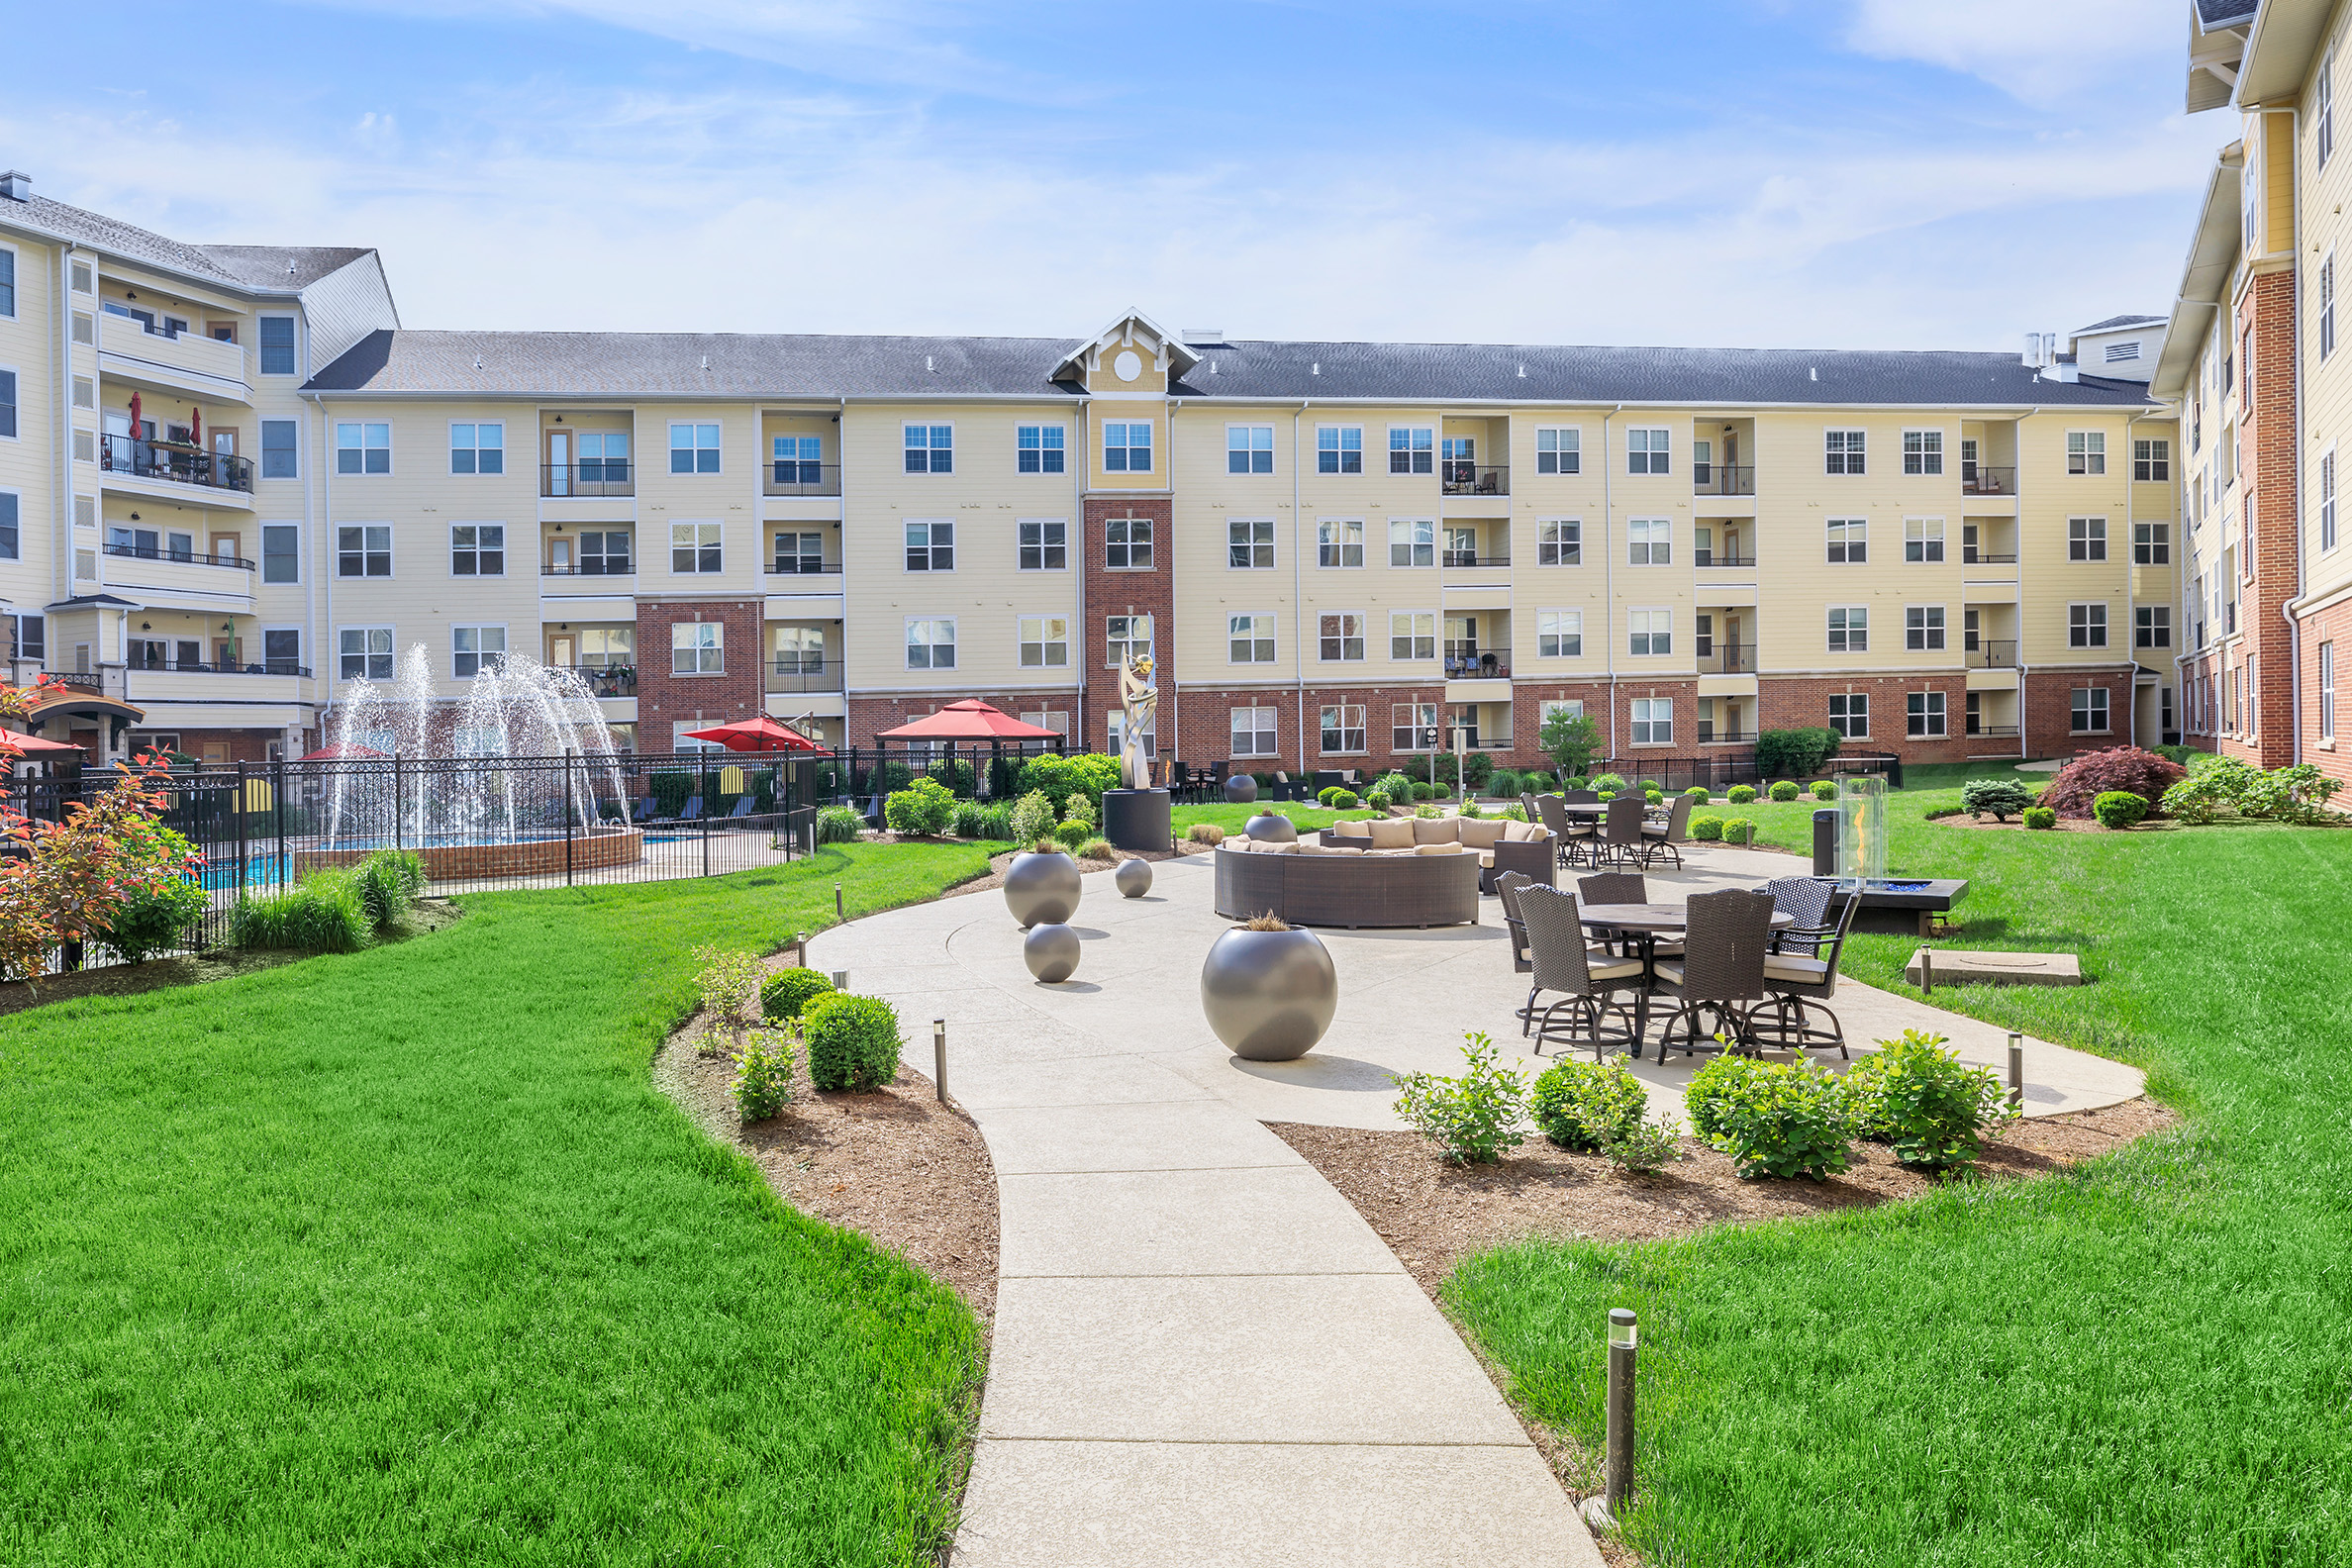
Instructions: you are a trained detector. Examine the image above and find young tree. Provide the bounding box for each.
[1539,707,1601,780]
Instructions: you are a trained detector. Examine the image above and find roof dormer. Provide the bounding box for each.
[1054,309,1201,394]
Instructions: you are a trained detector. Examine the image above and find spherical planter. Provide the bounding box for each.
[1225,774,1259,804]
[1115,856,1153,898]
[1243,813,1297,843]
[1004,850,1081,928]
[1024,922,1081,983]
[1201,926,1338,1062]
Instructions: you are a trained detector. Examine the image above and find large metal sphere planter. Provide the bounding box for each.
[1115,856,1153,898]
[1024,922,1082,983]
[1201,926,1338,1062]
[1242,813,1297,843]
[1225,774,1259,804]
[1004,850,1082,928]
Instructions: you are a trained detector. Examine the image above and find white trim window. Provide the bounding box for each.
[1905,605,1946,651]
[1389,611,1436,661]
[452,625,506,678]
[0,245,11,319]
[337,525,391,578]
[1828,692,1868,738]
[904,618,955,670]
[257,315,297,375]
[2325,449,2340,551]
[261,523,300,584]
[0,491,16,559]
[450,422,504,474]
[335,421,390,475]
[1905,517,1945,563]
[2068,517,2107,561]
[1231,706,1280,758]
[1227,518,1275,568]
[2323,49,2338,169]
[1626,517,1671,565]
[668,422,721,474]
[1535,428,1580,474]
[1828,606,1868,652]
[1628,697,1673,745]
[2071,686,2110,734]
[672,621,725,674]
[1392,701,1439,751]
[1018,518,1066,570]
[2133,438,2171,481]
[2323,252,2337,359]
[2319,640,2336,739]
[339,627,394,681]
[261,419,298,479]
[1539,699,1586,728]
[1320,704,1367,753]
[904,423,953,473]
[2134,521,2172,564]
[1316,425,1363,474]
[1228,613,1276,664]
[1825,429,1865,475]
[1106,614,1152,668]
[1227,425,1275,475]
[1105,515,1153,569]
[2069,602,2108,647]
[449,523,504,576]
[1318,518,1364,567]
[1908,690,1947,737]
[1902,430,1943,475]
[1625,428,1669,475]
[1318,612,1365,661]
[2067,431,2107,475]
[1389,518,1435,567]
[1538,518,1581,566]
[1537,609,1582,657]
[1017,615,1069,668]
[671,521,723,573]
[1016,423,1065,473]
[1826,517,1866,562]
[1627,608,1671,656]
[904,519,953,572]
[1102,421,1152,473]
[1388,427,1433,474]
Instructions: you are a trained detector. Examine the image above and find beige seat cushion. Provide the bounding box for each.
[1588,957,1646,982]
[1502,819,1543,841]
[1364,846,1420,857]
[1412,816,1462,845]
[1414,841,1467,856]
[1651,962,1683,986]
[1456,818,1507,848]
[1294,841,1361,856]
[1365,817,1417,850]
[1763,955,1830,984]
[1330,818,1374,839]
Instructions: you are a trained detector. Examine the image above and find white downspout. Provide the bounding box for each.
[54,243,74,638]
[2288,104,2307,764]
[1602,404,1623,758]
[1293,400,1307,772]
[2124,412,2139,748]
[2015,406,2041,756]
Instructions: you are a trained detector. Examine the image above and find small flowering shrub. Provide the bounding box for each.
[1393,1031,1528,1166]
[731,1029,795,1123]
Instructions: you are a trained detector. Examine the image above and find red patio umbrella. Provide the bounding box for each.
[874,699,1059,741]
[0,729,87,757]
[127,390,143,439]
[190,407,203,447]
[679,715,830,753]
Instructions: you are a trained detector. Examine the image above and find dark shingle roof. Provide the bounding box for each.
[196,245,374,289]
[309,329,2154,408]
[0,193,372,293]
[2076,314,2165,333]
[2196,0,2257,28]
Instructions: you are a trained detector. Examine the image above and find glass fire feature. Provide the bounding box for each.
[1837,772,1888,889]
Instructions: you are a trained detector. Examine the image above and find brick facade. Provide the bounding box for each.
[2233,267,2301,767]
[635,597,765,752]
[1081,496,1174,756]
[845,692,1078,746]
[1756,674,1985,759]
[2020,668,2137,756]
[2300,600,2352,788]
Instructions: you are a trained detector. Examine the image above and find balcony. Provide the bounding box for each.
[1696,642,1758,674]
[762,461,841,498]
[541,463,635,498]
[1439,551,1511,568]
[1966,724,2021,737]
[541,560,636,578]
[1695,549,1757,568]
[767,659,845,694]
[127,653,312,677]
[1965,640,2019,668]
[105,540,254,571]
[98,312,250,402]
[766,557,843,578]
[554,664,637,698]
[1697,727,1754,744]
[1693,465,1756,497]
[1962,465,2016,497]
[1962,550,2019,565]
[99,434,254,498]
[1439,463,1508,498]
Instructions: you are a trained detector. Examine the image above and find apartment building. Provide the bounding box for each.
[2164,0,2352,785]
[0,173,2176,772]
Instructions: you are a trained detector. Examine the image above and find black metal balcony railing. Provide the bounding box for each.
[768,661,845,693]
[1698,727,1754,744]
[1965,639,2020,668]
[1439,463,1508,497]
[125,654,308,676]
[99,434,254,495]
[1695,641,1758,674]
[541,463,635,498]
[762,462,842,498]
[1963,550,2019,565]
[541,560,635,576]
[1695,550,1757,567]
[1439,552,1512,568]
[1962,465,2016,496]
[1693,464,1756,496]
[1443,656,1511,680]
[1966,724,2022,737]
[103,540,254,570]
[767,558,842,576]
[552,664,637,698]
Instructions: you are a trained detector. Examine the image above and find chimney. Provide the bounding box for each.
[0,170,29,202]
[2021,333,2045,367]
[1180,327,1225,344]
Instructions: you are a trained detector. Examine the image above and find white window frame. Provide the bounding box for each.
[1628,697,1673,745]
[452,624,507,679]
[2136,605,2172,649]
[1534,427,1581,474]
[261,522,301,584]
[1625,427,1670,475]
[1389,610,1436,661]
[903,518,954,573]
[1226,424,1275,475]
[2319,640,2336,739]
[1017,517,1067,571]
[1016,614,1069,669]
[338,625,395,682]
[670,520,724,574]
[2069,602,2108,648]
[1905,604,1946,651]
[1627,608,1672,657]
[1826,517,1867,563]
[2134,521,2172,564]
[1230,705,1281,758]
[2324,251,2338,361]
[1827,605,1868,653]
[2066,431,2107,476]
[1393,701,1440,751]
[2326,448,2341,552]
[257,314,298,376]
[2132,438,2171,482]
[1318,611,1365,662]
[1388,427,1433,475]
[1317,517,1365,568]
[1228,612,1277,664]
[2071,686,2111,735]
[672,621,725,675]
[1102,420,1153,474]
[1015,423,1066,474]
[1828,692,1869,738]
[448,420,505,476]
[335,421,391,475]
[1626,517,1672,566]
[904,617,956,670]
[2068,517,2108,562]
[1904,517,1945,563]
[1537,518,1582,566]
[1908,690,1947,738]
[1902,429,1943,475]
[260,418,299,480]
[903,422,954,474]
[448,522,505,577]
[1316,425,1363,474]
[1319,703,1367,754]
[668,422,722,475]
[1825,428,1865,475]
[1389,517,1435,567]
[1105,614,1152,668]
[1537,608,1583,658]
[1104,514,1153,569]
[1227,517,1276,569]
[0,487,18,562]
[337,524,392,578]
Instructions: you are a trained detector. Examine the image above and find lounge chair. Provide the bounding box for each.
[674,795,704,823]
[723,795,755,821]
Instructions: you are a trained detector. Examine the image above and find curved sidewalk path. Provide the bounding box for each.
[806,846,2141,1566]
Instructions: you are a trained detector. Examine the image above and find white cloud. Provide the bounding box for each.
[1846,0,2178,107]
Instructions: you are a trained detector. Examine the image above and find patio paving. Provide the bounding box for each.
[807,842,2143,1567]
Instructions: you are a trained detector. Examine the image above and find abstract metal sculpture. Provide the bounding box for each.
[1004,849,1081,928]
[1200,924,1338,1061]
[1118,652,1158,792]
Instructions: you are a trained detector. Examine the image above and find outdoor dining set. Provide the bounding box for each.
[1525,790,1698,871]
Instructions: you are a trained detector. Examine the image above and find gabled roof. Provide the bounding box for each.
[2076,314,2165,334]
[1051,310,1202,385]
[197,245,377,290]
[2153,145,2246,398]
[0,192,377,297]
[2235,0,2334,106]
[2189,0,2257,113]
[2198,0,2258,26]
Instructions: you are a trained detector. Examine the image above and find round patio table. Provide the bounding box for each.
[1577,902,1795,983]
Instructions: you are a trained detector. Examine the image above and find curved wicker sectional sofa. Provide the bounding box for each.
[1211,816,1554,929]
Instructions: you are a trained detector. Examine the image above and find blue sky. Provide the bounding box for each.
[4,0,2229,350]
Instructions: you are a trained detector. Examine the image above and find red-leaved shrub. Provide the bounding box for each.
[2037,746,2188,820]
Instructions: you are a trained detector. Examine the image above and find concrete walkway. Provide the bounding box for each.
[806,844,2142,1565]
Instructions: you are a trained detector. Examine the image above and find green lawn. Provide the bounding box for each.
[1446,773,2352,1566]
[0,842,994,1567]
[1171,800,1374,835]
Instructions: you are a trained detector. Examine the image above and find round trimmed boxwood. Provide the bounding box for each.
[1769,780,1802,802]
[760,966,835,1023]
[1726,784,1759,805]
[1720,817,1756,845]
[2092,790,2149,831]
[1691,815,1725,841]
[1684,785,1712,803]
[2022,806,2058,830]
[1591,773,1627,794]
[804,993,904,1091]
[1644,789,1665,806]
[1811,780,1837,801]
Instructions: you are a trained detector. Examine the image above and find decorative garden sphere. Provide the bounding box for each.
[1004,850,1081,928]
[1115,857,1153,898]
[1243,813,1297,842]
[1225,774,1259,804]
[1024,922,1082,983]
[1201,926,1338,1062]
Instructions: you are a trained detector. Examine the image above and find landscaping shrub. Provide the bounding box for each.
[1060,792,1097,832]
[1605,1113,1685,1174]
[1496,803,1528,822]
[1459,798,1486,819]
[1015,752,1122,816]
[1560,776,1587,791]
[1053,819,1093,850]
[1411,781,1436,801]
[1522,772,1555,792]
[1726,784,1759,804]
[691,946,766,1052]
[2093,790,2150,831]
[731,1029,795,1123]
[1842,1029,2013,1170]
[803,993,903,1092]
[884,776,957,836]
[1187,823,1225,845]
[231,871,372,954]
[1319,786,1360,808]
[1684,786,1713,804]
[1597,790,1617,802]
[1008,789,1057,845]
[1769,779,1801,802]
[1530,1058,1649,1152]
[1414,803,1443,820]
[1490,769,1522,798]
[1691,815,1724,841]
[2154,741,2197,766]
[1077,837,1114,861]
[352,848,425,929]
[1960,778,2036,822]
[948,801,985,837]
[1363,789,1393,813]
[1591,772,1626,794]
[2236,763,2345,825]
[814,805,864,843]
[1637,778,1663,794]
[2037,745,2187,820]
[1462,752,1496,790]
[1391,1031,1528,1165]
[1755,726,1841,778]
[760,966,834,1023]
[1643,789,1665,807]
[927,758,975,798]
[2022,806,2058,830]
[96,870,210,964]
[1810,780,1837,801]
[1539,706,1602,781]
[1684,1053,1853,1180]
[1720,818,1756,845]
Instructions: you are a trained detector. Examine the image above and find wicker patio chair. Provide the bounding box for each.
[1751,889,1862,1056]
[1518,884,1648,1059]
[1562,789,1600,805]
[1639,794,1697,869]
[1763,876,1836,956]
[1650,888,1776,1059]
[1575,871,1662,958]
[1535,793,1595,867]
[1597,794,1648,867]
[1496,870,1536,976]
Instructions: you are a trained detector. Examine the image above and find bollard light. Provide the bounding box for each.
[932,1018,948,1106]
[1609,1308,1637,1348]
[1919,944,1934,995]
[796,931,809,968]
[2008,1031,2024,1111]
[1603,1306,1639,1518]
[835,880,844,922]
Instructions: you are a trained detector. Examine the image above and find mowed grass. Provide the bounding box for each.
[0,841,995,1567]
[1448,772,2352,1567]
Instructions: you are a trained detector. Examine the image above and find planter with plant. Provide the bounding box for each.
[1200,913,1338,1061]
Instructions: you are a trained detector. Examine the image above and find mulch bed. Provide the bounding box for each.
[1271,1097,2179,1297]
[1931,813,2173,833]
